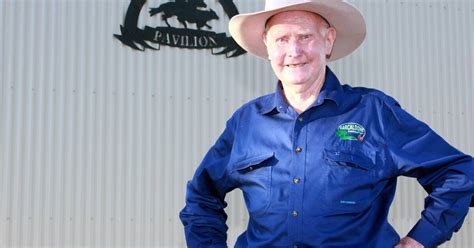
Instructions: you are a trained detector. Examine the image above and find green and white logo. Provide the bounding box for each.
[336,122,366,142]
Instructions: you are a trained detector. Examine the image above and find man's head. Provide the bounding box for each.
[229,0,366,61]
[263,11,336,87]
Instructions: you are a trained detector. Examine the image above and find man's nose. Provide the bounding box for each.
[287,39,302,57]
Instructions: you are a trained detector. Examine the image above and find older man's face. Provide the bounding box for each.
[263,11,336,88]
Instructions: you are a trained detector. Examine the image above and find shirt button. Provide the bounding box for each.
[293,178,300,184]
[295,147,302,153]
[294,245,299,248]
[291,210,299,217]
[248,166,254,171]
[298,117,304,122]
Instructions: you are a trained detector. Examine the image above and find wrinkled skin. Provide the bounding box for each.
[263,10,336,113]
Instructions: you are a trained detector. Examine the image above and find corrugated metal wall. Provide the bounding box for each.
[0,0,472,247]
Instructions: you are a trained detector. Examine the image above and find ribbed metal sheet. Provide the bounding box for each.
[0,0,472,247]
[331,2,474,247]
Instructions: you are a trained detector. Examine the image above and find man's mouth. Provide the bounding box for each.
[285,63,305,68]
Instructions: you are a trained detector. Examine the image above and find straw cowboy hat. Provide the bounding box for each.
[228,0,366,61]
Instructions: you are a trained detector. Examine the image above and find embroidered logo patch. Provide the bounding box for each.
[336,122,366,142]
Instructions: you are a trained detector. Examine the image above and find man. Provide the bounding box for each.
[179,0,474,247]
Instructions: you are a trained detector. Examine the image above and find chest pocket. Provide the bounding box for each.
[325,149,375,171]
[232,152,275,216]
[322,147,376,212]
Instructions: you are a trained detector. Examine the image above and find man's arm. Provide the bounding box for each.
[383,96,474,248]
[179,117,238,248]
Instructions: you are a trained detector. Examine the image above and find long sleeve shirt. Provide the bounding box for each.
[179,67,474,248]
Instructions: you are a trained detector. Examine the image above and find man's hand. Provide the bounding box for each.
[394,237,424,248]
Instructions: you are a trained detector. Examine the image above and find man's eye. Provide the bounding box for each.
[301,34,311,40]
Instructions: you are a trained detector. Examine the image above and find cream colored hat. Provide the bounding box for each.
[228,0,366,61]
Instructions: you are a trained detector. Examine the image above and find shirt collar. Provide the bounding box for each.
[314,66,344,107]
[259,66,344,115]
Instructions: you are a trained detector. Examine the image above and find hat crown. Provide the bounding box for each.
[265,0,316,10]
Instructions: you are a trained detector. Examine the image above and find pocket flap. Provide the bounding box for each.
[233,152,275,173]
[324,149,375,170]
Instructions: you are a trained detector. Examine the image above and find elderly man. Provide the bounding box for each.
[179,0,474,247]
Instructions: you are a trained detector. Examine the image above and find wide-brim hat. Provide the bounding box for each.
[228,0,366,61]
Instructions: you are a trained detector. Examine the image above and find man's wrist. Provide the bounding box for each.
[407,218,445,248]
[396,236,424,248]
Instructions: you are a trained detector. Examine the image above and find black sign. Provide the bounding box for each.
[114,0,246,58]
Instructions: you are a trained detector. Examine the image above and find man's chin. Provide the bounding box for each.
[281,79,308,87]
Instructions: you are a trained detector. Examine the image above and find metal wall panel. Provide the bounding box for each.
[0,0,472,247]
[334,2,474,247]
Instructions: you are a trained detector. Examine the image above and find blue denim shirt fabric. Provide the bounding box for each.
[179,67,474,248]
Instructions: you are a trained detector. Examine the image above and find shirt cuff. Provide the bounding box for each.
[407,218,445,248]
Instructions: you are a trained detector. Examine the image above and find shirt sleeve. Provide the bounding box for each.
[179,115,238,248]
[382,96,474,248]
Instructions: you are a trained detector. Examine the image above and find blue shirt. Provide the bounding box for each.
[179,67,474,248]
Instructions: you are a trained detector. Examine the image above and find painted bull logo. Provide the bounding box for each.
[114,0,246,58]
[149,0,218,29]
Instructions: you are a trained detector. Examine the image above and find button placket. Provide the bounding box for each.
[289,115,307,245]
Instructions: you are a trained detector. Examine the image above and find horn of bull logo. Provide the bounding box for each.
[114,0,157,51]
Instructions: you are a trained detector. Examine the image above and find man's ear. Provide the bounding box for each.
[262,32,271,60]
[262,32,268,46]
[325,27,336,57]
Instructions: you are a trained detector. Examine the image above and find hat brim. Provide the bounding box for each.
[229,1,366,61]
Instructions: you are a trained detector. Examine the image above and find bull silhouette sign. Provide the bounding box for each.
[114,0,246,58]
